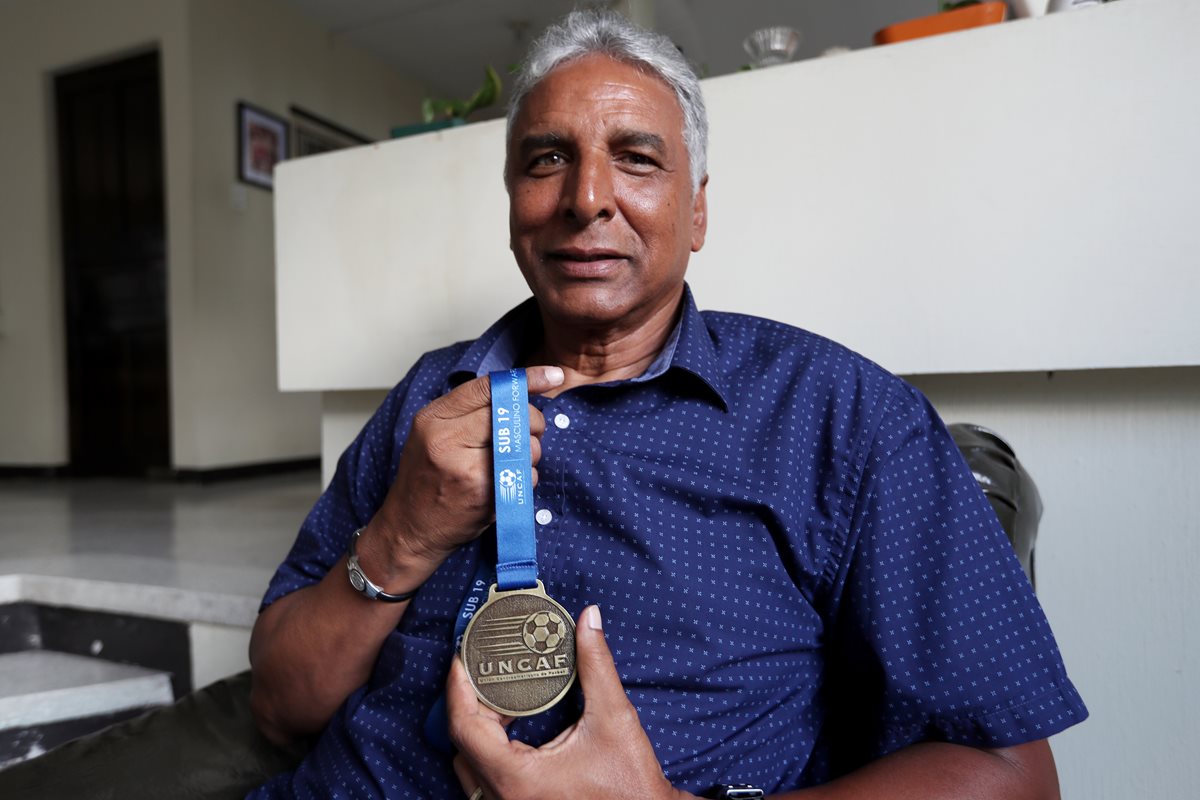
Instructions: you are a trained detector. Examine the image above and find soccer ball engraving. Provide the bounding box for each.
[522,610,567,654]
[498,469,517,488]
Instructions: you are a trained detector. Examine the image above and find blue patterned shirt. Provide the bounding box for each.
[251,287,1087,798]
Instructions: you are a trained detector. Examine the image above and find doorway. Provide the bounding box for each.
[55,51,170,476]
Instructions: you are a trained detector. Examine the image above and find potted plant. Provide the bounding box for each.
[392,66,503,138]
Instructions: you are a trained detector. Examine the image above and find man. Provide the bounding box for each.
[248,11,1086,799]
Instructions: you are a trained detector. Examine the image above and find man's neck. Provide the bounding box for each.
[526,292,683,397]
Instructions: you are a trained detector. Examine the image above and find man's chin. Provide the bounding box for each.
[531,279,686,335]
[533,284,639,328]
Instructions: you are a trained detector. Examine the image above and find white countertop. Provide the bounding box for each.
[0,473,319,628]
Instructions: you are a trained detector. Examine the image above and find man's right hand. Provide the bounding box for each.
[355,366,564,593]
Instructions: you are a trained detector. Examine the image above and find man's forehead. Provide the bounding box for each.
[511,55,684,139]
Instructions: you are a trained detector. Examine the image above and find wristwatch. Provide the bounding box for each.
[346,528,418,602]
[704,785,764,799]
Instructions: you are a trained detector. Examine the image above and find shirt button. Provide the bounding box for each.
[553,413,570,430]
[535,509,553,525]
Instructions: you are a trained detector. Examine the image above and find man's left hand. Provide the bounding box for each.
[448,605,691,800]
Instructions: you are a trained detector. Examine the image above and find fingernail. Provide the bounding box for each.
[543,366,564,385]
[585,605,603,630]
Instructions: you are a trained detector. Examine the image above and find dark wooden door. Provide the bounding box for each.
[56,51,170,475]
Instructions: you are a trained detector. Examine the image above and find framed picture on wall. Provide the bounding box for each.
[289,105,371,158]
[237,101,288,190]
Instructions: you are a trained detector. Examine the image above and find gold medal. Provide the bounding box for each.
[460,580,577,716]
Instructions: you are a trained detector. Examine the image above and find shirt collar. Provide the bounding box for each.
[447,283,730,411]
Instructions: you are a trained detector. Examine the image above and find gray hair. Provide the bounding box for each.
[506,9,708,193]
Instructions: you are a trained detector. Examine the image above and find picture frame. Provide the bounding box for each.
[237,101,288,190]
[289,105,371,158]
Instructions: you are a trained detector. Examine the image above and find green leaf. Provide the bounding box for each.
[462,65,502,118]
[421,65,503,122]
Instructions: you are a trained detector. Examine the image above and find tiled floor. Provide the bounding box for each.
[0,472,321,623]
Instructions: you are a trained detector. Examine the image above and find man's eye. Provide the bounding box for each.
[530,152,566,169]
[620,152,658,169]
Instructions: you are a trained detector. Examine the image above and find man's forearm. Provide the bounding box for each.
[776,740,1059,800]
[248,523,434,745]
[248,555,406,744]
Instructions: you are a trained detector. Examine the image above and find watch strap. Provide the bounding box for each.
[704,786,764,799]
[346,527,417,603]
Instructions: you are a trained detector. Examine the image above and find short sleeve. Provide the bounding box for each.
[258,360,428,611]
[816,383,1088,774]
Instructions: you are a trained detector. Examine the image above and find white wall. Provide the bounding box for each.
[175,0,426,468]
[910,367,1200,800]
[0,0,425,470]
[189,622,251,690]
[0,0,192,466]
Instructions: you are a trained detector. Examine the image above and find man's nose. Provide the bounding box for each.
[560,153,615,223]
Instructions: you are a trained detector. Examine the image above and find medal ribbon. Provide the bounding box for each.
[424,367,538,752]
[422,558,490,754]
[489,368,539,590]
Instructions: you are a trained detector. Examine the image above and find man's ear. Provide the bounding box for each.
[690,175,708,253]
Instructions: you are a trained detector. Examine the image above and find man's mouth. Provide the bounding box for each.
[544,248,628,276]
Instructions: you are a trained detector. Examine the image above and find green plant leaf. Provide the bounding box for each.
[463,65,502,118]
[422,97,465,123]
[941,0,981,10]
[422,65,503,122]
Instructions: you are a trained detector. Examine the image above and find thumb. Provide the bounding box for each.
[432,366,563,418]
[446,659,509,761]
[574,605,631,717]
[525,365,565,396]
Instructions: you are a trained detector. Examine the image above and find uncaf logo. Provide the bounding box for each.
[474,607,572,683]
[498,468,517,503]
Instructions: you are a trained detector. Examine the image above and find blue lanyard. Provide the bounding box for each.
[422,557,491,753]
[489,368,539,590]
[425,368,537,751]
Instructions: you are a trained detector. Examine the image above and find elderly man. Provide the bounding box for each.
[248,10,1086,799]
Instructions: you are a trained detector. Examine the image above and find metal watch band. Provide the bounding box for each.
[704,786,764,799]
[346,527,417,603]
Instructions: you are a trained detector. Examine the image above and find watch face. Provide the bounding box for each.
[349,569,366,592]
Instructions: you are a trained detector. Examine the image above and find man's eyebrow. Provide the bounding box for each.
[612,130,666,154]
[516,129,668,156]
[517,132,567,153]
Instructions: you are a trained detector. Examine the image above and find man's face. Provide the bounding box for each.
[506,54,707,332]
